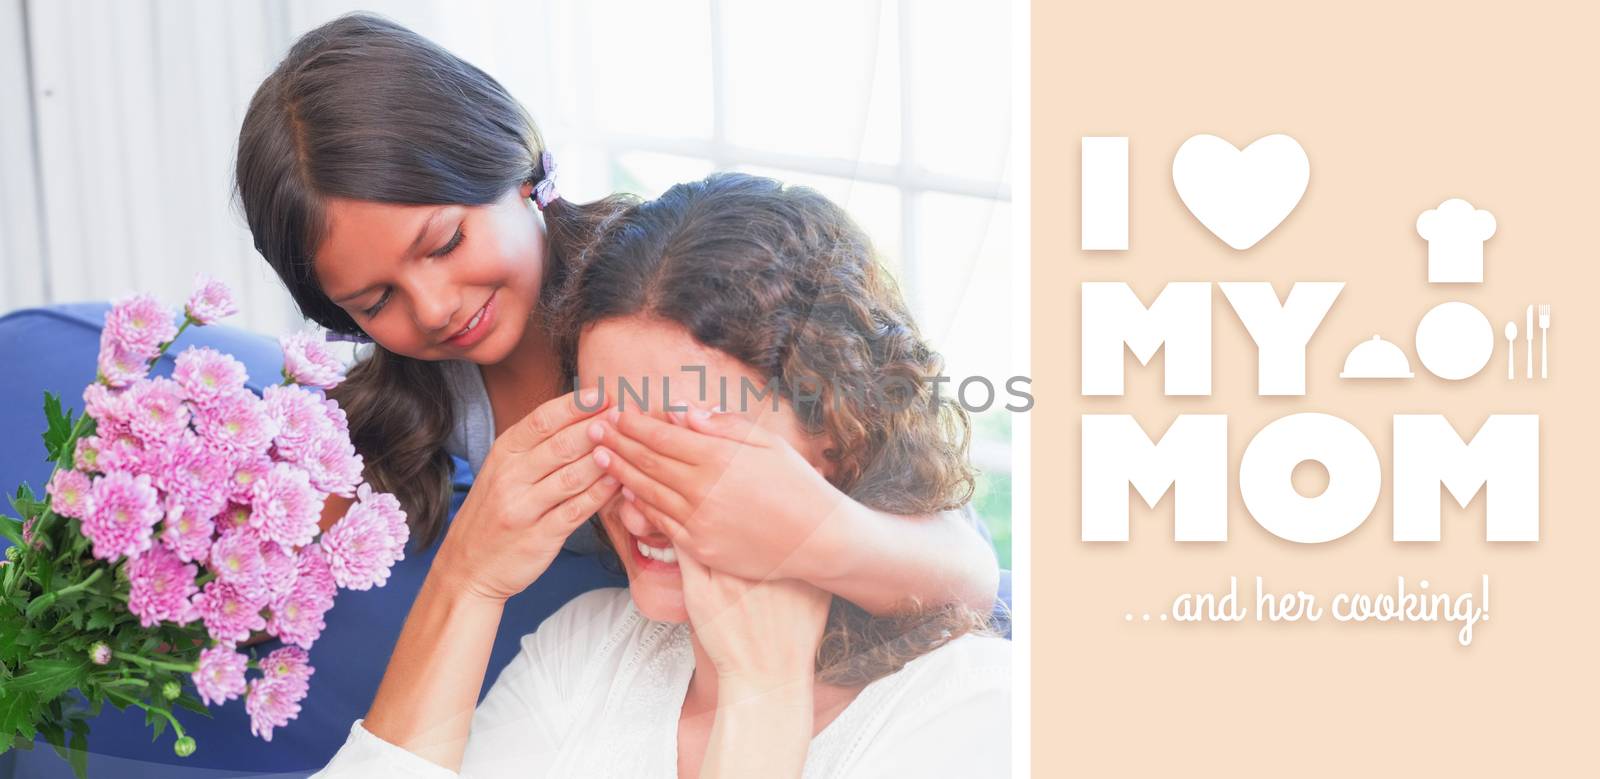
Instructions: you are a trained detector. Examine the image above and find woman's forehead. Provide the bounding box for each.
[578,320,759,400]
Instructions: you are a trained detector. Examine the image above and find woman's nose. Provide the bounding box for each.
[618,498,654,537]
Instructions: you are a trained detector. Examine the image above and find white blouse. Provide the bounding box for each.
[314,588,1011,778]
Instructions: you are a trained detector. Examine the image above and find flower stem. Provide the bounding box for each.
[152,317,195,361]
[114,651,196,674]
[53,567,104,596]
[127,697,187,741]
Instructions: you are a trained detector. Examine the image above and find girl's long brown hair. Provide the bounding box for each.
[551,172,989,685]
[234,13,631,548]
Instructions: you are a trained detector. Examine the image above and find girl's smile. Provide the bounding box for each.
[443,288,498,348]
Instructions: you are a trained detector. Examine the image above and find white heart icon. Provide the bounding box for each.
[1172,134,1309,251]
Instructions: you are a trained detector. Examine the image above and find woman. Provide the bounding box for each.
[234,13,997,626]
[317,172,1010,777]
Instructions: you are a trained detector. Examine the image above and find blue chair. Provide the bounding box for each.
[1,302,1009,777]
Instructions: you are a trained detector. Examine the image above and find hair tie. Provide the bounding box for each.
[533,150,560,210]
[325,329,373,344]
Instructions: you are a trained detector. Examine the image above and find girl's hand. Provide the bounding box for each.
[677,545,831,688]
[435,389,619,603]
[589,408,847,582]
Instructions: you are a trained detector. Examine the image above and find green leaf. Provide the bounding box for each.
[0,514,23,547]
[172,693,211,718]
[55,606,87,631]
[103,687,139,711]
[9,483,44,523]
[42,391,75,463]
[0,687,40,741]
[38,718,65,761]
[68,718,90,779]
[146,707,167,740]
[86,608,123,632]
[9,658,87,700]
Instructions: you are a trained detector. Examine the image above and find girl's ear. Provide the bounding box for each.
[519,180,535,201]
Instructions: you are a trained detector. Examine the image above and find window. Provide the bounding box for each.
[501,0,1017,563]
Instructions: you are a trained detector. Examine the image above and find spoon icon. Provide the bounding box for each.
[1504,320,1518,380]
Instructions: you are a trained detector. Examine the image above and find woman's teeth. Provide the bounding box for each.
[636,540,678,565]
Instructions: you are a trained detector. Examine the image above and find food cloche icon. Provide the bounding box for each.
[1339,335,1415,379]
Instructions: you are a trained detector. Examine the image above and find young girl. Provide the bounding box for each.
[234,13,997,614]
[318,172,1010,778]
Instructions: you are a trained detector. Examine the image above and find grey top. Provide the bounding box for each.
[437,360,990,555]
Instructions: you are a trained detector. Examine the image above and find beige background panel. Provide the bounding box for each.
[1034,1,1599,775]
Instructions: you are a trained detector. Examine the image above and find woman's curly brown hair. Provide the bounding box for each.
[550,172,989,685]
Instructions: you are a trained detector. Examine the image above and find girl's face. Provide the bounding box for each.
[313,182,545,364]
[576,315,829,623]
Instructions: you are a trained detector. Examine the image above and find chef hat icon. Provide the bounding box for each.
[1416,198,1496,284]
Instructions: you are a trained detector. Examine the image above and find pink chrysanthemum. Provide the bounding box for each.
[259,541,300,604]
[321,483,408,591]
[215,501,253,533]
[97,339,152,388]
[297,543,337,596]
[46,468,95,519]
[125,544,199,627]
[262,385,331,464]
[185,274,239,325]
[267,546,336,649]
[262,646,315,692]
[192,645,249,706]
[154,432,231,522]
[92,434,147,474]
[209,526,268,599]
[249,462,323,548]
[225,453,274,504]
[173,346,248,408]
[279,329,346,390]
[193,579,267,644]
[160,502,215,564]
[82,383,131,437]
[319,395,351,438]
[73,436,105,473]
[104,293,179,356]
[301,432,364,498]
[266,587,333,650]
[194,389,277,456]
[245,674,308,742]
[83,471,164,561]
[124,377,191,445]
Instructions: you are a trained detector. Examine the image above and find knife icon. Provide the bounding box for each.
[1525,304,1534,378]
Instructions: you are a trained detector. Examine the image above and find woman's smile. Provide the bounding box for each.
[631,534,680,569]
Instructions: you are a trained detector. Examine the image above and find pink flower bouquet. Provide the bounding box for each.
[0,277,408,776]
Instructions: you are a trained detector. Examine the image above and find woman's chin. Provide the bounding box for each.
[629,580,688,623]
